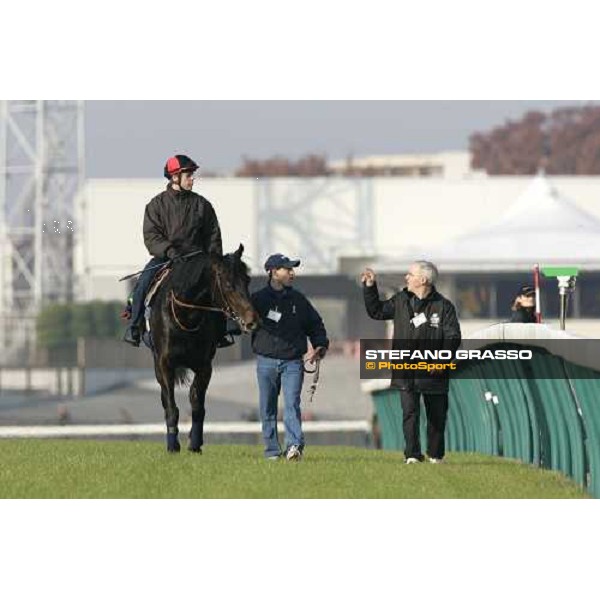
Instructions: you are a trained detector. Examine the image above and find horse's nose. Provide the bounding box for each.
[243,310,260,331]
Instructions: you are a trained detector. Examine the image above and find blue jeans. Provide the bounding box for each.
[131,257,164,324]
[256,355,305,458]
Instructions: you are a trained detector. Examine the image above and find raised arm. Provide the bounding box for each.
[361,268,396,320]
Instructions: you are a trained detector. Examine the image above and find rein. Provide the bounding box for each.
[169,270,243,332]
[118,248,205,282]
[169,291,217,332]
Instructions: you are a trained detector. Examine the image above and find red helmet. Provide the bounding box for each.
[164,155,199,179]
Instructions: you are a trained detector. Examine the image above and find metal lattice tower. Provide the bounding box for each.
[0,100,84,361]
[256,177,374,273]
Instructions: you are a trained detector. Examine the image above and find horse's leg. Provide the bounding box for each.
[154,358,180,453]
[188,362,212,453]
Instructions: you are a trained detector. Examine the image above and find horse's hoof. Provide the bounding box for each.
[189,426,203,452]
[166,435,181,453]
[167,440,181,452]
[167,445,181,453]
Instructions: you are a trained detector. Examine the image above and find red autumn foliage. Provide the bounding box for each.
[470,105,600,175]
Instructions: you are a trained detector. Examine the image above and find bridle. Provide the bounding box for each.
[169,268,246,333]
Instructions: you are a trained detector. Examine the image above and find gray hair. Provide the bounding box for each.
[413,260,438,285]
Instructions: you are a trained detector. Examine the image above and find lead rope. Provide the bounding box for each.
[303,359,321,403]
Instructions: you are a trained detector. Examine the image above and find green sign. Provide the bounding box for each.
[541,266,579,277]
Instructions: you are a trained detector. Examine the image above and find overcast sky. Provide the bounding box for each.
[85,100,593,177]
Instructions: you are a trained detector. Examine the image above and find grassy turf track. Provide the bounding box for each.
[0,440,588,499]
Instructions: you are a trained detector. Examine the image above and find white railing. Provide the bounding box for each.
[0,420,371,439]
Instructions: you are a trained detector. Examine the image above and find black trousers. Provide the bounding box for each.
[400,390,449,460]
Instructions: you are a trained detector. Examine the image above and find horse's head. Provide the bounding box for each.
[213,244,259,332]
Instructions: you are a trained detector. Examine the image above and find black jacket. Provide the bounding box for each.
[251,285,329,360]
[364,283,461,393]
[143,183,222,259]
[510,307,536,323]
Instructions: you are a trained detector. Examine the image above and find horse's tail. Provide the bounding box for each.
[175,367,190,387]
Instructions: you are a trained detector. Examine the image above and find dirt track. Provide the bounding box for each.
[0,356,372,426]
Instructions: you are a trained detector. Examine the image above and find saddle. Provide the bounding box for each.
[144,267,172,321]
[120,265,172,350]
[140,266,172,349]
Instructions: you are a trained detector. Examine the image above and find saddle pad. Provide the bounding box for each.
[145,267,171,307]
[143,266,171,338]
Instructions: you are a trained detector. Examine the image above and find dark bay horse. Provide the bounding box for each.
[149,244,258,452]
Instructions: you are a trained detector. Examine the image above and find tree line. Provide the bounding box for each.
[470,104,600,175]
[37,301,124,350]
[231,104,600,176]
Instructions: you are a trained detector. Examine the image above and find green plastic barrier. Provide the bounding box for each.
[453,365,501,456]
[479,361,535,464]
[373,389,404,451]
[561,364,600,497]
[370,344,598,496]
[371,389,434,455]
[527,353,586,487]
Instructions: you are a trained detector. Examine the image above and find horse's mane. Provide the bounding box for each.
[168,251,250,299]
[221,251,251,284]
[169,254,213,298]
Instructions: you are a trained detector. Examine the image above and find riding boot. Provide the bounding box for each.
[123,281,145,347]
[216,317,241,348]
[123,323,141,347]
[123,257,159,348]
[226,318,242,337]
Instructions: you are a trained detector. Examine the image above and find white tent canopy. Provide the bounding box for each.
[378,173,600,272]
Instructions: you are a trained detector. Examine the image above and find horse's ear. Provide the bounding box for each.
[235,243,244,257]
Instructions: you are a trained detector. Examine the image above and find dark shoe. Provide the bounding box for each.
[217,333,235,348]
[226,320,243,336]
[123,325,141,347]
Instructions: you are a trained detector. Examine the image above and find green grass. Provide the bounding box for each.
[0,440,589,498]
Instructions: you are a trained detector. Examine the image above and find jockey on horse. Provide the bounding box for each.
[123,154,236,348]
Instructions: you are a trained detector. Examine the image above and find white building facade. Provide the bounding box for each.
[76,177,600,338]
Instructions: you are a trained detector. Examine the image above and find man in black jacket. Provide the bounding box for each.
[123,154,223,346]
[362,261,461,464]
[251,254,329,461]
[510,285,537,323]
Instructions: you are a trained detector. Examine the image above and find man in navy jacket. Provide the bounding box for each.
[251,254,329,461]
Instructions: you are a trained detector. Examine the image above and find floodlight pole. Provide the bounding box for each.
[557,276,576,331]
[541,266,579,331]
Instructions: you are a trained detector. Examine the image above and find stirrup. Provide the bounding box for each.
[217,333,235,348]
[123,325,141,347]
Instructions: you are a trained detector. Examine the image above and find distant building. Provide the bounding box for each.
[371,172,600,333]
[328,151,480,179]
[74,172,600,339]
